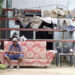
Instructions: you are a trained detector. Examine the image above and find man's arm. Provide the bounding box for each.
[16,45,24,54]
[5,45,14,54]
[5,51,16,54]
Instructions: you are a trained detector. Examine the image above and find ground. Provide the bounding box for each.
[0,66,75,75]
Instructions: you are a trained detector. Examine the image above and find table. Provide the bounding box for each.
[56,53,74,66]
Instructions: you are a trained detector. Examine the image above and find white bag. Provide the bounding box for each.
[20,35,27,41]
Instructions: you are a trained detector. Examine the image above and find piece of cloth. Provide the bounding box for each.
[39,17,57,25]
[17,17,32,28]
[41,9,60,18]
[5,54,23,60]
[57,25,75,31]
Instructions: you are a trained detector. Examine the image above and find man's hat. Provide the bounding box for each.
[13,32,18,36]
[13,38,18,41]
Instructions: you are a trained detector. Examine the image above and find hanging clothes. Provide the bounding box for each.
[13,8,25,17]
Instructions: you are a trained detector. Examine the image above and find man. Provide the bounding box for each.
[9,32,19,41]
[5,38,24,68]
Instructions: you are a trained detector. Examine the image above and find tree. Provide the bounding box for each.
[0,0,3,13]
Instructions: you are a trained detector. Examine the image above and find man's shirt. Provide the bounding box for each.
[8,44,23,52]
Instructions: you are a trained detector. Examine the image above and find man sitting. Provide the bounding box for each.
[4,38,24,68]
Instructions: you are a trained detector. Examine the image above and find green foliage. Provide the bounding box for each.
[0,0,3,3]
[0,64,7,69]
[0,0,3,12]
[0,3,2,11]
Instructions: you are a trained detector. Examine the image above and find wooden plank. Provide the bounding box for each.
[0,28,60,31]
[0,39,74,42]
[0,18,17,20]
[2,9,41,12]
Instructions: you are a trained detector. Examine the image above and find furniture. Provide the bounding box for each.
[0,41,56,67]
[56,53,74,66]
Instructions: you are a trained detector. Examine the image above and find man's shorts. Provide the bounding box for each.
[5,54,24,60]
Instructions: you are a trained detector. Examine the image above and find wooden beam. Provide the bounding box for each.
[0,28,60,31]
[2,9,41,12]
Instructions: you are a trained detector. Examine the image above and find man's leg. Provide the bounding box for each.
[4,54,11,66]
[17,54,23,68]
[4,54,14,68]
[18,58,23,65]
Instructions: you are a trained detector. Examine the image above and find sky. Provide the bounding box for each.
[3,0,75,10]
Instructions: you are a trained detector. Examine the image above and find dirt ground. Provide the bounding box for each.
[0,66,75,75]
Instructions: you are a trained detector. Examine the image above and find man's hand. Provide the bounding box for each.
[13,51,17,54]
[5,51,24,54]
[16,52,24,54]
[5,51,16,54]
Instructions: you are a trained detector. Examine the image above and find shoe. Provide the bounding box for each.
[17,65,20,69]
[9,65,14,69]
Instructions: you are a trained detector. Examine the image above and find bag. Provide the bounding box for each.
[20,35,27,41]
[57,46,70,53]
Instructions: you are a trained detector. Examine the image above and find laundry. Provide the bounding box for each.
[13,8,25,17]
[17,17,32,28]
[36,21,54,49]
[67,26,75,31]
[57,25,75,31]
[13,8,72,29]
